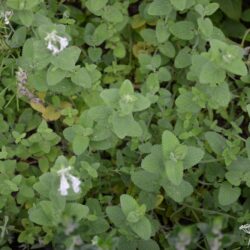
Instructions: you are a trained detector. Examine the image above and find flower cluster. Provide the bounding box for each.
[57,166,81,196]
[16,67,27,84]
[16,67,43,104]
[0,10,13,25]
[44,31,69,55]
[239,224,250,246]
[239,224,250,234]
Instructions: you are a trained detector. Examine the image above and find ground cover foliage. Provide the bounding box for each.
[1,0,250,249]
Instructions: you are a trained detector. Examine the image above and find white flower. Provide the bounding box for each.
[239,224,250,234]
[57,166,81,196]
[91,236,99,245]
[239,224,250,247]
[1,11,13,25]
[44,30,69,55]
[59,173,70,196]
[68,174,81,193]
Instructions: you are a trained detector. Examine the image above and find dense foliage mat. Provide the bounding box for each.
[1,0,250,249]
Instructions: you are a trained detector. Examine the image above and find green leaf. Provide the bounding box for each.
[246,138,250,159]
[198,18,213,37]
[111,113,142,139]
[157,67,171,82]
[204,131,227,155]
[243,172,250,187]
[170,0,188,11]
[162,179,193,203]
[47,66,67,86]
[127,205,146,223]
[169,21,195,40]
[188,54,209,81]
[120,194,138,216]
[80,161,98,178]
[23,0,41,9]
[17,10,33,27]
[223,59,247,76]
[140,29,158,47]
[106,206,126,227]
[215,0,242,20]
[29,201,61,226]
[85,0,108,13]
[174,47,191,68]
[114,42,126,58]
[228,157,250,172]
[131,170,160,192]
[20,38,51,70]
[7,0,40,9]
[88,47,102,62]
[148,0,173,16]
[4,180,18,192]
[247,105,250,118]
[6,0,21,9]
[145,73,160,94]
[71,67,92,88]
[103,5,123,23]
[175,91,201,114]
[119,80,134,96]
[199,61,226,84]
[209,83,231,108]
[63,125,85,142]
[204,3,219,16]
[130,217,152,240]
[218,182,241,206]
[138,240,160,250]
[87,218,109,234]
[174,144,188,160]
[92,23,110,46]
[183,146,204,169]
[7,26,27,48]
[162,130,180,159]
[100,89,119,107]
[242,9,250,22]
[133,94,151,112]
[141,146,164,174]
[51,46,81,71]
[33,173,58,198]
[118,237,137,250]
[72,135,89,155]
[225,170,242,186]
[159,41,175,58]
[64,203,89,221]
[165,160,183,185]
[0,147,8,160]
[156,20,170,43]
[28,70,48,91]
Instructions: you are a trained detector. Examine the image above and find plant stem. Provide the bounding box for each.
[183,203,237,220]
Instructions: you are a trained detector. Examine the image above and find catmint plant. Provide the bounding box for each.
[1,0,250,249]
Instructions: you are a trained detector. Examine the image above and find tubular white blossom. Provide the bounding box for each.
[68,174,81,193]
[239,224,250,234]
[59,173,70,196]
[44,31,69,55]
[0,11,13,25]
[57,166,81,196]
[239,224,250,247]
